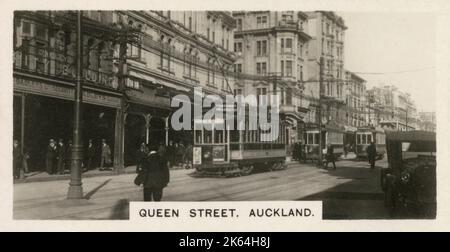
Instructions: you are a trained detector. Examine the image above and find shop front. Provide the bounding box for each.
[13,74,122,172]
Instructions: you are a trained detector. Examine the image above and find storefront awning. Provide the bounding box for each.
[129,71,191,93]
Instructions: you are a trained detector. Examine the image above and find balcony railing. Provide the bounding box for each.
[13,43,118,89]
[277,20,303,31]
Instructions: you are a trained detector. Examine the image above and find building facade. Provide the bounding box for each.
[302,11,348,147]
[13,11,237,172]
[367,85,417,131]
[416,112,436,132]
[232,11,311,151]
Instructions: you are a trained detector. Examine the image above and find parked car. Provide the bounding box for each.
[381,131,436,218]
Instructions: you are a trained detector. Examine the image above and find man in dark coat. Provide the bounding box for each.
[85,139,95,171]
[324,144,336,170]
[45,139,57,174]
[367,141,377,169]
[136,142,149,173]
[13,140,23,179]
[142,144,170,201]
[56,139,66,174]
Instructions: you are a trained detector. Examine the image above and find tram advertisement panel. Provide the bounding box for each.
[193,147,202,165]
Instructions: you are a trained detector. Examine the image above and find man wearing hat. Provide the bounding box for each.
[45,139,57,174]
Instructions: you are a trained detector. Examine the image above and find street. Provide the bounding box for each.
[13,158,389,220]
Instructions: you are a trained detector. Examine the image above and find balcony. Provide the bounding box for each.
[13,43,118,90]
[278,20,300,30]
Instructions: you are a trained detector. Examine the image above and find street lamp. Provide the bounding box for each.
[67,11,84,199]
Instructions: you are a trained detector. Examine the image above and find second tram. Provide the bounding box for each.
[355,126,386,160]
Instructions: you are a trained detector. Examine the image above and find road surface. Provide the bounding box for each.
[13,159,389,220]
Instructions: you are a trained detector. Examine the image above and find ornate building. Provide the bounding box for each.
[12,11,237,171]
[232,11,311,151]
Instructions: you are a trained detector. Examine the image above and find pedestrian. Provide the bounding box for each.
[85,139,95,171]
[141,144,170,201]
[183,143,193,169]
[344,143,349,158]
[100,139,112,171]
[45,139,57,175]
[13,140,23,179]
[136,142,149,173]
[166,141,175,168]
[324,144,336,170]
[56,139,66,174]
[292,142,300,161]
[176,142,185,167]
[366,141,377,169]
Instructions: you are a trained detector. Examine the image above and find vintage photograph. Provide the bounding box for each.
[11,10,436,220]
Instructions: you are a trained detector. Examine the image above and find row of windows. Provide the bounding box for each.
[233,61,304,80]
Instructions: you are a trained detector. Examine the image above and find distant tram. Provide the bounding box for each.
[303,126,344,161]
[192,108,287,177]
[355,126,386,160]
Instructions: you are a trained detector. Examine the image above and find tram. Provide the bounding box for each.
[303,126,344,161]
[355,126,386,160]
[192,112,287,177]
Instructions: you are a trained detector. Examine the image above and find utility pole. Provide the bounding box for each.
[317,56,324,167]
[67,11,84,199]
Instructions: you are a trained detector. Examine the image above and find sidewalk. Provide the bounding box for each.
[14,164,189,184]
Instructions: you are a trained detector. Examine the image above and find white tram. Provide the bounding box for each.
[192,115,287,177]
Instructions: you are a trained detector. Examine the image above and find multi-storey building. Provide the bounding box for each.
[13,11,236,171]
[416,112,436,132]
[345,70,367,127]
[367,85,417,131]
[116,11,236,166]
[302,11,347,147]
[232,11,311,150]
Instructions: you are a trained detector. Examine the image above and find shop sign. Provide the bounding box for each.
[14,77,121,108]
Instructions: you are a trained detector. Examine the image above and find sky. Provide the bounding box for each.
[339,12,436,112]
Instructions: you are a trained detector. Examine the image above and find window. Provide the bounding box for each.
[300,65,303,81]
[286,87,292,105]
[22,21,31,35]
[226,39,229,50]
[234,63,242,73]
[234,42,242,53]
[188,17,192,30]
[126,78,140,89]
[212,31,215,43]
[207,28,210,40]
[236,19,242,31]
[280,60,284,76]
[257,16,267,28]
[300,44,303,57]
[256,40,267,56]
[127,43,141,59]
[234,88,242,96]
[35,24,46,40]
[285,60,292,77]
[285,38,292,52]
[256,62,267,75]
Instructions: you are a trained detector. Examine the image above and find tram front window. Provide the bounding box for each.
[204,129,212,143]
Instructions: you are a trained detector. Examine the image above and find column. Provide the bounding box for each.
[165,116,169,146]
[144,113,152,145]
[114,107,126,173]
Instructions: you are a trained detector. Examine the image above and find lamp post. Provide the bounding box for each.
[317,56,324,167]
[67,11,84,199]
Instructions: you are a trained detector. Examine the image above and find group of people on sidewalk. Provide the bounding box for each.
[44,138,113,174]
[12,138,114,179]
